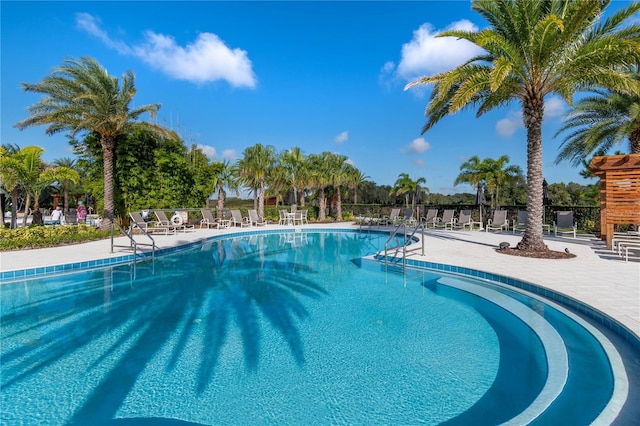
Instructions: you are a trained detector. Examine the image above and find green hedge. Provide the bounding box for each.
[0,225,111,251]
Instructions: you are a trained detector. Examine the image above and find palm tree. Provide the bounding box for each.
[391,173,415,208]
[307,152,333,221]
[236,144,276,219]
[51,157,78,213]
[555,70,640,166]
[325,152,350,220]
[406,0,640,252]
[280,146,306,206]
[15,57,172,230]
[211,160,239,219]
[0,146,26,229]
[483,156,522,209]
[346,166,370,205]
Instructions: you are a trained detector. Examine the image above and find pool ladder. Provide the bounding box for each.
[382,221,425,272]
[110,222,156,277]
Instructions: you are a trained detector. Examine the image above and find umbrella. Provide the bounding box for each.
[414,185,423,219]
[542,179,551,223]
[288,188,296,206]
[475,182,486,228]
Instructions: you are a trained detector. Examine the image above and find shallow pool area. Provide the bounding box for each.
[0,230,636,425]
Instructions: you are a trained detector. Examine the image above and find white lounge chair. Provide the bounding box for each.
[130,211,174,234]
[155,210,195,233]
[554,211,577,238]
[248,209,267,226]
[513,210,550,234]
[434,209,456,230]
[231,209,251,227]
[486,210,509,232]
[200,208,220,229]
[421,209,439,227]
[452,210,474,230]
[380,208,401,226]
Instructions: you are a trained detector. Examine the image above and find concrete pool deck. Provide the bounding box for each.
[1,222,638,340]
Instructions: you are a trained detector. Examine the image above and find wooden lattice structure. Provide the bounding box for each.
[589,154,640,248]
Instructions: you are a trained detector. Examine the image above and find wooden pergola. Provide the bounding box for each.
[589,154,640,248]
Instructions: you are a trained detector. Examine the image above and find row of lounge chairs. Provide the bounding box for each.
[419,208,579,236]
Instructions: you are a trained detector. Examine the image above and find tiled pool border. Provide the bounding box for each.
[2,227,638,353]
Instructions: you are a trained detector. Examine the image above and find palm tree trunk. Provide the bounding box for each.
[630,128,640,153]
[10,188,18,229]
[318,186,326,221]
[22,193,31,227]
[336,185,342,220]
[519,100,547,251]
[217,187,225,219]
[100,137,116,231]
[63,183,69,213]
[258,180,265,219]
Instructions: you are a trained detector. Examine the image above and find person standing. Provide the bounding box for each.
[51,206,63,225]
[77,201,87,223]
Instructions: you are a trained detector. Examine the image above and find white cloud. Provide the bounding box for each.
[405,137,431,154]
[75,13,256,88]
[496,111,523,138]
[545,96,566,118]
[335,131,349,144]
[396,20,485,81]
[197,144,216,159]
[221,149,237,161]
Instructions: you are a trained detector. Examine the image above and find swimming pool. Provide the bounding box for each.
[0,230,631,424]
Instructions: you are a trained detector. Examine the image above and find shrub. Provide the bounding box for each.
[0,225,111,251]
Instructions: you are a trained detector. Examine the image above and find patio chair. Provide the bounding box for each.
[512,210,527,234]
[130,211,173,234]
[421,209,439,227]
[434,209,456,230]
[231,209,252,228]
[155,210,195,233]
[380,208,401,226]
[486,210,509,232]
[248,209,267,226]
[200,208,220,229]
[452,210,474,230]
[293,209,308,226]
[554,211,577,238]
[402,208,417,226]
[278,210,291,225]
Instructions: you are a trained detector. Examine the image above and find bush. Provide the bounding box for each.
[0,225,111,251]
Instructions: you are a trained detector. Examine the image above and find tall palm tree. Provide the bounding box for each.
[555,70,640,166]
[0,146,26,229]
[280,146,306,206]
[406,0,640,252]
[346,166,369,205]
[483,156,522,209]
[325,152,349,220]
[307,152,333,221]
[391,173,416,208]
[236,144,276,218]
[15,57,172,230]
[211,160,239,219]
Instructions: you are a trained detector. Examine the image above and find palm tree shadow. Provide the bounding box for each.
[1,235,328,424]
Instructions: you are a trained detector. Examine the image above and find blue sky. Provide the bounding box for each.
[1,1,637,195]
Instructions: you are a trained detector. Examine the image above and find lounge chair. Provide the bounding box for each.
[554,211,576,238]
[421,209,439,227]
[130,211,173,234]
[380,208,401,226]
[434,209,456,230]
[155,210,195,233]
[248,209,267,226]
[402,208,417,226]
[200,208,220,229]
[512,210,527,233]
[486,210,509,232]
[452,210,474,230]
[231,209,251,227]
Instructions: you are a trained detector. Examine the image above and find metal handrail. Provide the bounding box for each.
[111,222,156,262]
[383,220,425,271]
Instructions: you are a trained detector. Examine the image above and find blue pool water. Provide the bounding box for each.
[0,231,626,425]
